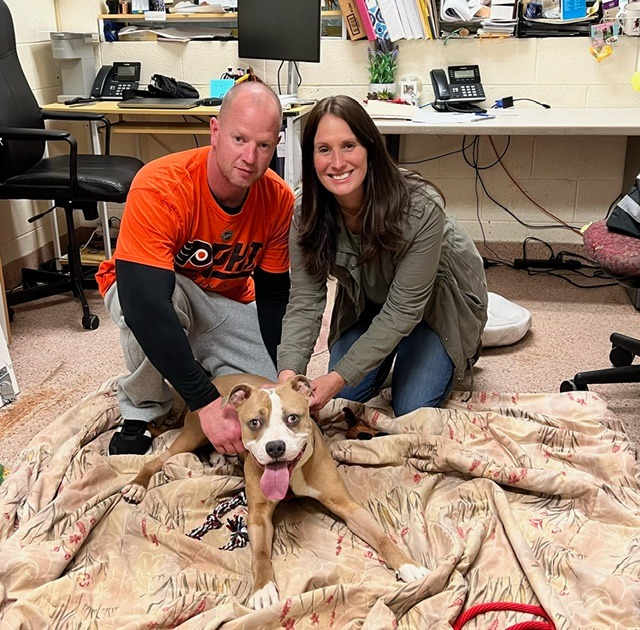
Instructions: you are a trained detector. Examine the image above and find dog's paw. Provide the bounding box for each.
[396,563,430,583]
[121,483,147,504]
[247,581,279,609]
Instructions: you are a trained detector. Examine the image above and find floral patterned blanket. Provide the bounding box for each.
[0,378,639,629]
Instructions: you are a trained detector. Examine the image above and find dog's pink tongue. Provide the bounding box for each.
[260,462,290,500]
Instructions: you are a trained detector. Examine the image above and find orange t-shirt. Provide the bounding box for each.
[96,146,294,303]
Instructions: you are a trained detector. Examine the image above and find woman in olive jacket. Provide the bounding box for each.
[277,95,487,417]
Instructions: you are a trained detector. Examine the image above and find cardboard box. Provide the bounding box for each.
[337,0,367,40]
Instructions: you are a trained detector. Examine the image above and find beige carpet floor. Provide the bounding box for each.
[1,250,639,465]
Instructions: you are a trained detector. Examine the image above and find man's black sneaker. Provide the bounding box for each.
[109,420,153,456]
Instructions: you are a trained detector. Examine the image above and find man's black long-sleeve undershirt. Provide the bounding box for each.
[115,260,289,413]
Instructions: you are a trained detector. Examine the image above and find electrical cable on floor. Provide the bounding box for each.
[79,228,99,252]
[395,130,622,290]
[517,237,617,287]
[463,139,618,288]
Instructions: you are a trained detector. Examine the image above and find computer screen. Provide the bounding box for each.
[237,0,321,100]
[237,0,321,64]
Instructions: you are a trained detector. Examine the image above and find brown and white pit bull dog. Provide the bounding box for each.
[120,374,429,609]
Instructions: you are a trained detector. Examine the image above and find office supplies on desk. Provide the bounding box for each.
[210,79,235,98]
[118,97,200,109]
[469,114,496,121]
[196,97,222,107]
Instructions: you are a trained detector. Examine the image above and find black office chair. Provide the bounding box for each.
[560,219,640,391]
[0,0,143,329]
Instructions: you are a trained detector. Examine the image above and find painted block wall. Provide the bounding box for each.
[2,0,640,269]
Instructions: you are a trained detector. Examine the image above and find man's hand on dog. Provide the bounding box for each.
[198,397,244,454]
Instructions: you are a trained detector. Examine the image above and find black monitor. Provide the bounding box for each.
[237,0,321,100]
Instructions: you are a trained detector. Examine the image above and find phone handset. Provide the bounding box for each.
[91,66,112,99]
[430,68,451,101]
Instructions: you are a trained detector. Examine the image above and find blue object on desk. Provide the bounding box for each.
[210,79,235,99]
[469,115,496,122]
[561,0,586,20]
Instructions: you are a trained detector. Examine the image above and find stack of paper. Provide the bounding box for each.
[440,0,491,21]
[169,1,226,13]
[477,0,517,33]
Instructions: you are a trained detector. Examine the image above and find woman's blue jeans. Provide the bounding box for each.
[328,303,454,417]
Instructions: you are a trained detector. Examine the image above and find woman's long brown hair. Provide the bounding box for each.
[297,95,424,278]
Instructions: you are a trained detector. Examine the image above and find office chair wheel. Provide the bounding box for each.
[609,345,634,367]
[82,313,100,330]
[560,379,588,392]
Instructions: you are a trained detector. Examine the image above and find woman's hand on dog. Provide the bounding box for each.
[198,397,245,455]
[309,372,346,415]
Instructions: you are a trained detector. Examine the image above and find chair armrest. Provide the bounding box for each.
[0,126,79,196]
[42,111,113,155]
[0,126,70,141]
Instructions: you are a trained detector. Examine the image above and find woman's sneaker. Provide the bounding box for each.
[109,420,153,455]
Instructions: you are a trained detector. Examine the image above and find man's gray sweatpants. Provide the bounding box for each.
[105,273,277,423]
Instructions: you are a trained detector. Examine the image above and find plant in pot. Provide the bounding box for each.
[367,38,399,100]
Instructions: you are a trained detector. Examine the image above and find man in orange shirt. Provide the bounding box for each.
[96,81,294,455]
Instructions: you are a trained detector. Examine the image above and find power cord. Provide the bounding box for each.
[493,96,550,109]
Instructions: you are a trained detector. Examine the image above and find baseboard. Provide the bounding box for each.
[0,228,93,290]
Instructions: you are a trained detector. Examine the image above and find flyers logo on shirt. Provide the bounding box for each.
[175,239,264,279]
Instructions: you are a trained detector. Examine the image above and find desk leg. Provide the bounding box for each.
[90,121,112,260]
[284,117,294,189]
[0,252,11,343]
[623,136,640,192]
[385,134,400,163]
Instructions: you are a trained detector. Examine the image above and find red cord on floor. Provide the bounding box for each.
[452,602,557,630]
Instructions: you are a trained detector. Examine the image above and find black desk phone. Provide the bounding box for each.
[91,62,141,100]
[430,65,486,113]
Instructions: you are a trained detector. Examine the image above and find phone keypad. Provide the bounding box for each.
[451,84,485,101]
[107,81,137,98]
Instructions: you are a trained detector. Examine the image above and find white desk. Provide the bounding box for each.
[374,108,640,190]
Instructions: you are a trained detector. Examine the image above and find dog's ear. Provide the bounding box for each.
[288,375,313,398]
[224,384,255,408]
